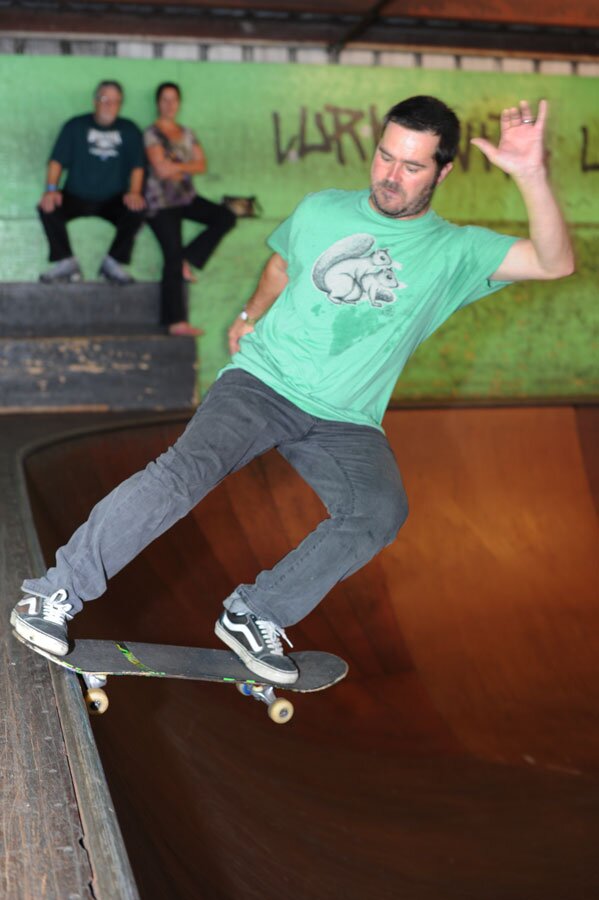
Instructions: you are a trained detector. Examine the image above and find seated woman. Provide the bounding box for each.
[144,82,236,336]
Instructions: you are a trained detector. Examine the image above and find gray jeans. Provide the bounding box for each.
[23,370,408,628]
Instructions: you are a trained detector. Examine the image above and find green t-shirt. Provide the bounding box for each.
[226,188,518,430]
[50,113,144,202]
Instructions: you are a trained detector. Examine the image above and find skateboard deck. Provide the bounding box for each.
[14,634,348,723]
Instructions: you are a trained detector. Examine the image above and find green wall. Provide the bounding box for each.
[1,54,597,401]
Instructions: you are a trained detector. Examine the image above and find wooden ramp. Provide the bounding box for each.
[3,406,598,899]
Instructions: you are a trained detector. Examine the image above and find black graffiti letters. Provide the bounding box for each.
[273,105,506,171]
[581,126,599,172]
[273,105,598,175]
[273,105,380,165]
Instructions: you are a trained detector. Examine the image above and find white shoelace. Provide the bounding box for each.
[255,619,293,656]
[41,589,72,624]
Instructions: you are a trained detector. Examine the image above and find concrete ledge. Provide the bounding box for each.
[0,336,197,412]
[0,282,163,337]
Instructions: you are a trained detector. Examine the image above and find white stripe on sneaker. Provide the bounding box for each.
[221,612,262,653]
[17,597,39,615]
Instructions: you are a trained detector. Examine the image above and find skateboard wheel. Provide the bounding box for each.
[85,688,109,715]
[268,698,294,724]
[236,683,253,696]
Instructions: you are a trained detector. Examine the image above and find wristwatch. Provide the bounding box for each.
[239,309,257,325]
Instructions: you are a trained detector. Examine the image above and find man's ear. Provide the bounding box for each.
[435,162,453,186]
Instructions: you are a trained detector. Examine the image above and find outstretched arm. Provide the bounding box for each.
[228,253,289,355]
[471,100,574,282]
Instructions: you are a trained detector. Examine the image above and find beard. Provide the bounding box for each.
[369,176,438,219]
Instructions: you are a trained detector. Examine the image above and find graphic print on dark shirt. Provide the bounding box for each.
[86,127,123,161]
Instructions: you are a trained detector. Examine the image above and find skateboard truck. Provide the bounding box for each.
[84,673,294,723]
[84,673,295,723]
[236,682,295,724]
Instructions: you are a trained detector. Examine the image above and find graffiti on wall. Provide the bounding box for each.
[581,127,599,172]
[273,105,380,165]
[273,105,599,174]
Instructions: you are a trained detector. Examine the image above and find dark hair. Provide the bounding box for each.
[94,80,124,101]
[383,96,460,169]
[156,82,182,104]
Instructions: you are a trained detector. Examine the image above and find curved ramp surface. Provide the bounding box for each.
[24,406,599,900]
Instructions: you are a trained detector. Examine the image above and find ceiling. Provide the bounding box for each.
[1,0,598,56]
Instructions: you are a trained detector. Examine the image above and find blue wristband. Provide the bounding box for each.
[46,184,58,192]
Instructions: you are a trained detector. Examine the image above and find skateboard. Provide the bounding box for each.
[13,634,348,724]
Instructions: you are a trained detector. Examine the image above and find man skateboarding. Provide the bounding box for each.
[12,96,573,686]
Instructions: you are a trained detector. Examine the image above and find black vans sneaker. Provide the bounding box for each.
[215,611,298,684]
[11,589,73,656]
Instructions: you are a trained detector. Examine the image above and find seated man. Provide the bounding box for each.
[38,80,145,285]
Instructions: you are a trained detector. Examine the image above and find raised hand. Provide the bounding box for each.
[471,100,548,180]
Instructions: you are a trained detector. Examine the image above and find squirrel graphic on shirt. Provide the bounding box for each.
[312,234,406,308]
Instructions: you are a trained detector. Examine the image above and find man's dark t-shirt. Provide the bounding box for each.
[50,113,144,202]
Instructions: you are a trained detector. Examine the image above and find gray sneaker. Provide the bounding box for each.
[39,257,82,284]
[215,610,298,684]
[11,589,73,656]
[98,255,135,285]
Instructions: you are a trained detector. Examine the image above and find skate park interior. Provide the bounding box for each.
[1,6,599,899]
[11,406,599,899]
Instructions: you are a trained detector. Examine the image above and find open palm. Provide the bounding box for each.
[471,100,547,178]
